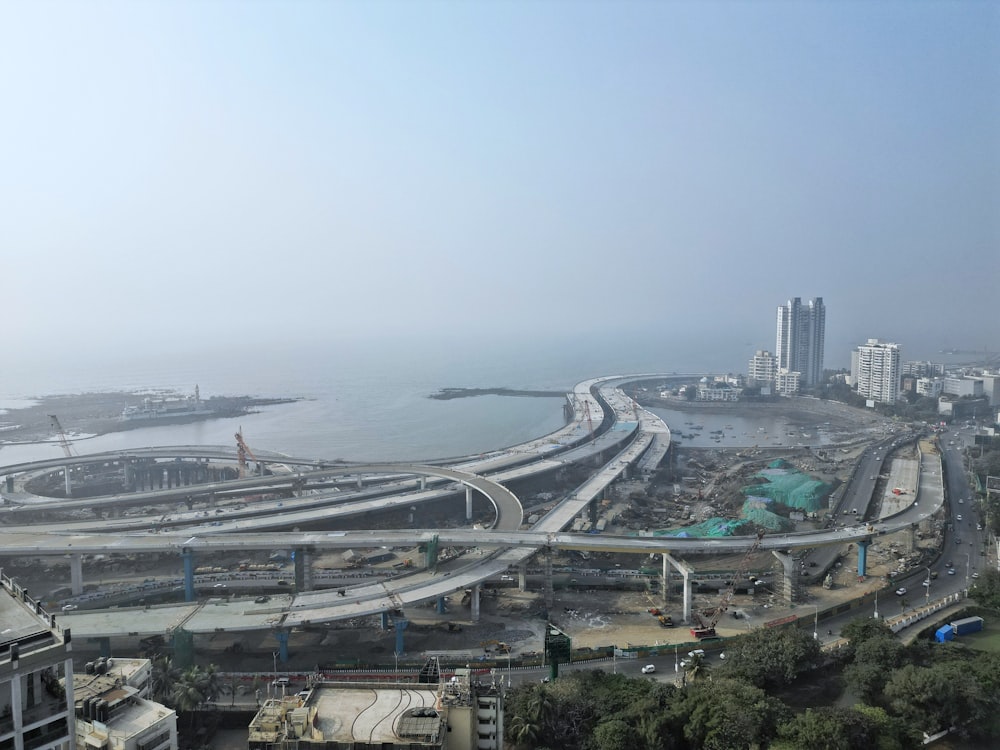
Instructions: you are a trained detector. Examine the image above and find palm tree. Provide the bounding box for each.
[150,655,178,703]
[683,654,712,682]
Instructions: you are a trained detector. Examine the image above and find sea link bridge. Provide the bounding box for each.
[0,375,936,661]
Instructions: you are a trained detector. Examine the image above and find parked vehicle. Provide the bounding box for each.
[641,664,656,674]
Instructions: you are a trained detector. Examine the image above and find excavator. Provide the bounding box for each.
[690,528,766,639]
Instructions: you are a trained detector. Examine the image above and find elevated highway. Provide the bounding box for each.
[0,374,936,647]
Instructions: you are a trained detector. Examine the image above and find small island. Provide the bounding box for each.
[428,387,566,400]
[0,389,300,445]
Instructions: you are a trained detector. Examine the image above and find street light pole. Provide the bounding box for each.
[966,553,971,588]
[873,588,879,620]
[925,567,931,604]
[272,651,278,698]
[813,605,818,640]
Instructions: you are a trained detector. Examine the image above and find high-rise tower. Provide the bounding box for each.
[775,297,825,387]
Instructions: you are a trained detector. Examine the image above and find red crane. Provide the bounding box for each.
[235,428,259,479]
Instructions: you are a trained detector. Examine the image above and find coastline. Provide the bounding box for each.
[0,391,300,446]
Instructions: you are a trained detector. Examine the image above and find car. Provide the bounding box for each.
[895,587,907,596]
[947,569,956,575]
[641,664,656,674]
[213,583,227,588]
[272,677,290,688]
[977,524,982,531]
[957,514,963,521]
[958,498,963,504]
[922,580,930,587]
[972,572,980,579]
[254,596,270,604]
[870,476,876,481]
[688,649,705,658]
[61,604,78,612]
[946,560,953,567]
[956,538,962,545]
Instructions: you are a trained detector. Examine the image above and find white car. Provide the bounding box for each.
[641,664,656,674]
[948,569,956,575]
[688,649,706,659]
[895,587,907,596]
[957,515,963,521]
[61,604,78,612]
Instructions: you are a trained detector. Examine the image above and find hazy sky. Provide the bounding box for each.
[2,1,997,367]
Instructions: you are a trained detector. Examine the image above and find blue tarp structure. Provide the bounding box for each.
[935,625,955,643]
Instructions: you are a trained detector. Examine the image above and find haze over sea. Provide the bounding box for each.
[0,334,726,466]
[0,332,952,467]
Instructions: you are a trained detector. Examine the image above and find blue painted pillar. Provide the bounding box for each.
[436,597,447,614]
[182,548,195,602]
[380,611,389,630]
[275,630,289,663]
[394,618,409,655]
[857,540,869,578]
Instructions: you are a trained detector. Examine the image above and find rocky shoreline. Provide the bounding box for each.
[0,391,300,445]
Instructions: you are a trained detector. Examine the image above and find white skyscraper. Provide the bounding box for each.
[855,339,901,405]
[775,297,825,387]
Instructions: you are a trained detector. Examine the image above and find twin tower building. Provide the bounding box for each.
[749,297,826,395]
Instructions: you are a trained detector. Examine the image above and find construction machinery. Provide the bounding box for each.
[48,415,75,458]
[235,428,258,479]
[480,640,511,654]
[690,528,766,639]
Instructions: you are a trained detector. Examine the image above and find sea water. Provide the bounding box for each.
[0,333,741,466]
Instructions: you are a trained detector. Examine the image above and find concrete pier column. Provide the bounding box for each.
[182,548,195,602]
[465,487,473,520]
[9,658,22,744]
[857,540,870,579]
[682,568,692,624]
[5,475,13,493]
[70,553,84,596]
[436,597,447,614]
[293,548,313,592]
[394,618,409,655]
[357,475,363,489]
[661,553,670,609]
[62,466,72,497]
[275,630,289,663]
[772,550,799,603]
[543,552,554,610]
[420,477,427,491]
[470,584,481,622]
[518,563,527,592]
[380,612,390,630]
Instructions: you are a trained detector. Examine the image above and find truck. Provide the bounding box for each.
[951,616,984,635]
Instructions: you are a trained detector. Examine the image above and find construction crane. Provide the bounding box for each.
[48,415,75,458]
[235,428,259,478]
[690,528,766,639]
[582,399,594,438]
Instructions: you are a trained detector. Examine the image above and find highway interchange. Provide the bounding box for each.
[0,376,984,642]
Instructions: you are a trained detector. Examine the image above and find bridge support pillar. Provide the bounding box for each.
[380,612,390,630]
[70,553,84,596]
[89,636,111,658]
[682,568,692,624]
[5,475,13,493]
[182,548,195,602]
[293,548,313,592]
[275,630,289,664]
[772,550,799,603]
[470,585,481,623]
[357,475,363,489]
[436,597,447,614]
[543,552,554,611]
[465,487,473,521]
[394,618,409,655]
[518,563,527,593]
[62,466,72,497]
[857,540,870,579]
[420,477,427,491]
[661,553,670,609]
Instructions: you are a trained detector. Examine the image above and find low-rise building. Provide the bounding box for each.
[916,377,944,398]
[0,572,76,750]
[774,369,801,396]
[248,662,503,750]
[70,657,176,750]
